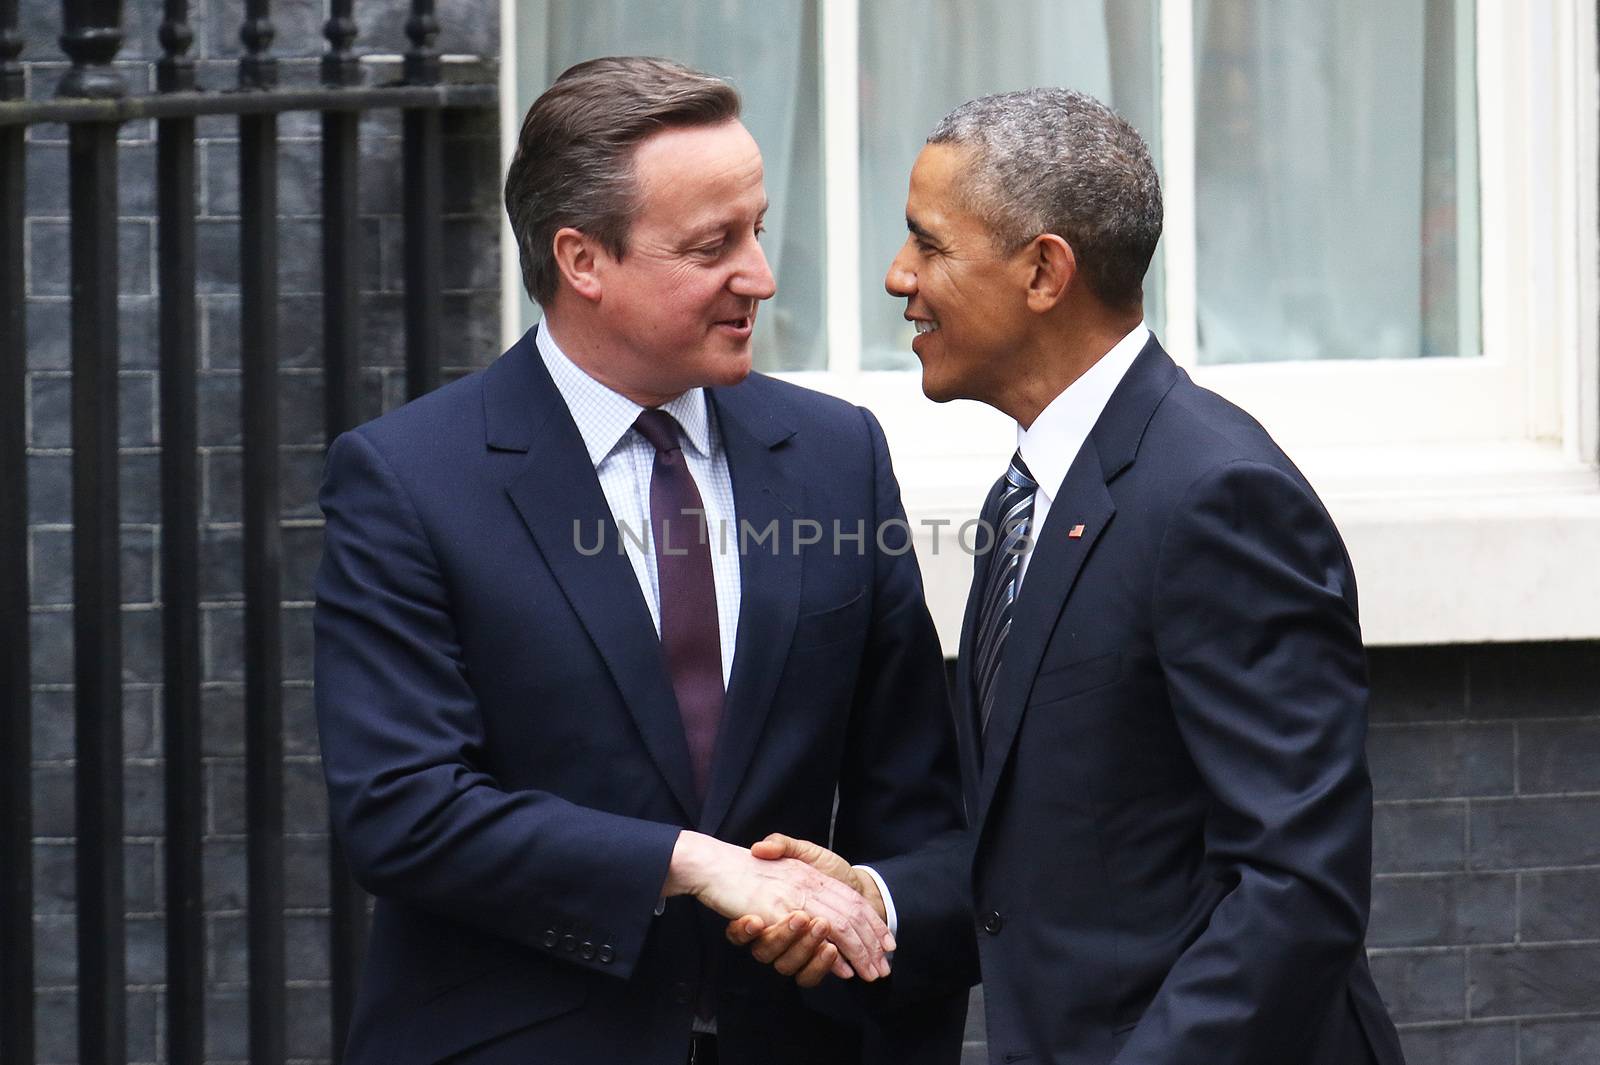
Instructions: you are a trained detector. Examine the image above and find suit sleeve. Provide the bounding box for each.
[827,407,978,1005]
[314,428,681,980]
[1117,459,1373,1065]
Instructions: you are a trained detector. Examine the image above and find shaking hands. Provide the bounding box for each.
[686,832,884,988]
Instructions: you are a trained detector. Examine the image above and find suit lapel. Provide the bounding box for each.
[973,336,1182,828]
[974,448,1114,825]
[493,336,700,821]
[697,385,801,837]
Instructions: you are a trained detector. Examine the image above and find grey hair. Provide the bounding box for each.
[927,88,1161,309]
[504,56,742,306]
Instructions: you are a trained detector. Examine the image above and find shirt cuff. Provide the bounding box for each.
[854,864,898,938]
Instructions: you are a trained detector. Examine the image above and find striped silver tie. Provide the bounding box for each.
[974,450,1037,737]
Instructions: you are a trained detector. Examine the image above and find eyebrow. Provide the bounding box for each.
[906,216,939,244]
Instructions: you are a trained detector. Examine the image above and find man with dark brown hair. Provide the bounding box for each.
[314,57,971,1065]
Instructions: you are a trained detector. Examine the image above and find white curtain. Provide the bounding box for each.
[541,1,826,370]
[858,1,1162,370]
[1194,0,1477,363]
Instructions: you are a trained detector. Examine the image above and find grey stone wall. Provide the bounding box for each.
[15,2,501,1062]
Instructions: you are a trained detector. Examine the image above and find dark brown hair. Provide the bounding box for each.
[504,56,742,305]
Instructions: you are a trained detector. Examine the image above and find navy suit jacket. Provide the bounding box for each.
[314,330,973,1065]
[958,338,1406,1065]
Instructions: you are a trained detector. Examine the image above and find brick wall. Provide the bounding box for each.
[15,2,501,1061]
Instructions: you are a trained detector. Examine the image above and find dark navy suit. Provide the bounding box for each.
[959,338,1405,1065]
[314,330,972,1064]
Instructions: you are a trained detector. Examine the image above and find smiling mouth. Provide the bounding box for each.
[914,320,940,334]
[716,313,755,331]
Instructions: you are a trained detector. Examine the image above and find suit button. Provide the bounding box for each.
[982,910,1004,935]
[598,945,615,964]
[541,929,558,949]
[673,981,692,1005]
[561,934,577,952]
[580,941,596,960]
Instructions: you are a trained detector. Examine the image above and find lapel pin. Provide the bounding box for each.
[1068,524,1085,539]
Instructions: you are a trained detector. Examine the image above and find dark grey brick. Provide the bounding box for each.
[284,604,313,680]
[123,759,165,836]
[286,757,329,827]
[26,218,154,297]
[197,370,243,447]
[1469,944,1600,1017]
[440,216,503,292]
[203,0,322,59]
[287,912,331,982]
[1368,723,1514,800]
[287,981,335,1060]
[33,989,77,1063]
[281,371,327,448]
[30,608,73,686]
[1368,949,1467,1023]
[286,834,332,909]
[195,219,242,293]
[126,915,165,985]
[29,526,157,607]
[207,760,246,836]
[24,140,69,215]
[25,687,152,763]
[25,299,71,370]
[27,452,72,525]
[26,372,159,450]
[121,605,164,684]
[34,914,75,985]
[1396,1023,1516,1065]
[204,837,248,912]
[1520,869,1600,942]
[284,447,330,519]
[127,987,159,1062]
[199,523,245,603]
[203,137,324,217]
[204,605,245,684]
[118,296,162,370]
[1369,874,1516,948]
[209,913,248,983]
[281,215,383,295]
[201,683,247,757]
[1470,797,1600,869]
[31,842,76,915]
[203,450,243,524]
[120,451,163,524]
[279,293,326,370]
[204,448,330,523]
[284,683,321,756]
[1519,719,1600,794]
[1471,642,1600,719]
[283,522,325,605]
[1521,1018,1600,1061]
[205,987,249,1060]
[1374,802,1467,873]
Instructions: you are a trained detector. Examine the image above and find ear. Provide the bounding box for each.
[552,226,604,303]
[1024,234,1075,313]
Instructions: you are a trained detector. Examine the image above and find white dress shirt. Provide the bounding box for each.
[1016,322,1150,587]
[536,322,900,940]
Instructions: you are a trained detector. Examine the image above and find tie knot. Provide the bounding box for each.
[634,409,684,455]
[1006,450,1036,491]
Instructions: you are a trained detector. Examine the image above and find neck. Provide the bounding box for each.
[541,305,685,408]
[1006,308,1142,430]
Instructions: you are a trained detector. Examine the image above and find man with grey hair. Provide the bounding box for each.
[738,88,1405,1065]
[315,56,971,1065]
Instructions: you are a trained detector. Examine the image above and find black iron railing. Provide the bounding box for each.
[0,2,496,1061]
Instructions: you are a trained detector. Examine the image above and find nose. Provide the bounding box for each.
[732,236,777,301]
[885,238,917,297]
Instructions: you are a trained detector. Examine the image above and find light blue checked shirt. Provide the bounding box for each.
[536,322,741,686]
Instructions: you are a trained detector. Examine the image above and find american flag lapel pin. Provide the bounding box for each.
[1068,523,1086,539]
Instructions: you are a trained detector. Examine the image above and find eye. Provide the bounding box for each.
[754,224,767,241]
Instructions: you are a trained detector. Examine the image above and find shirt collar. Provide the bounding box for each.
[536,320,713,467]
[1017,322,1149,499]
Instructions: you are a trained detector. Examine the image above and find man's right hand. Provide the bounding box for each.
[722,833,885,987]
[663,831,894,980]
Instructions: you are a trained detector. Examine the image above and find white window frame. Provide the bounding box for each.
[501,0,1600,647]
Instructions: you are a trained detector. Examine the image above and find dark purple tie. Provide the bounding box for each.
[633,409,724,802]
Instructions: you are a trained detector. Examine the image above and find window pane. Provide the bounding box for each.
[1194,0,1480,363]
[859,1,1164,371]
[529,2,826,371]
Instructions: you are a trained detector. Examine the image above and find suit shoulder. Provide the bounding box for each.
[1145,374,1301,480]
